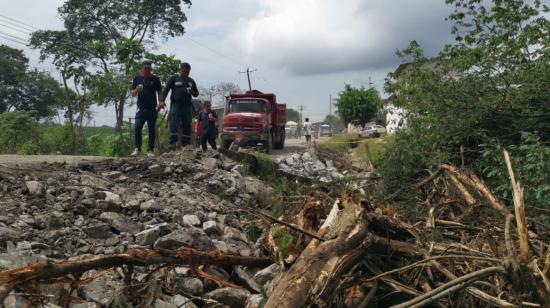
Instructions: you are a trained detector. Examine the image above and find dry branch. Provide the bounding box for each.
[390,266,505,308]
[441,164,510,217]
[0,247,272,302]
[504,149,530,262]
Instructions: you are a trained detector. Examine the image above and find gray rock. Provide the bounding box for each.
[246,294,265,308]
[101,171,122,179]
[140,199,162,211]
[205,287,249,307]
[177,277,203,295]
[83,224,113,239]
[0,226,18,244]
[154,299,176,308]
[99,212,139,234]
[69,303,97,308]
[124,199,141,210]
[4,294,30,308]
[98,191,122,206]
[212,239,229,253]
[202,157,219,169]
[155,228,214,251]
[182,214,201,226]
[224,226,248,243]
[202,220,222,236]
[26,180,44,196]
[171,295,197,308]
[233,266,262,293]
[253,264,279,285]
[135,228,160,246]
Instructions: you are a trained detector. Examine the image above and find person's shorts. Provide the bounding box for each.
[305,135,312,141]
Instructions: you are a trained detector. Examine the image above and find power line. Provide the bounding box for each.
[183,35,244,68]
[0,21,32,35]
[0,35,27,46]
[0,14,38,31]
[0,30,28,43]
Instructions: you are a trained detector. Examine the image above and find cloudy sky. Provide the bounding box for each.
[0,0,455,125]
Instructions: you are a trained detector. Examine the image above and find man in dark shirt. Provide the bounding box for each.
[159,62,199,149]
[197,101,218,151]
[130,61,162,157]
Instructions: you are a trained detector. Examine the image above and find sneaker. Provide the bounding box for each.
[130,148,140,156]
[147,151,155,158]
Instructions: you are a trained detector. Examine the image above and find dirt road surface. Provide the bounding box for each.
[270,136,330,159]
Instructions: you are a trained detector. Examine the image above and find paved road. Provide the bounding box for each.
[0,154,111,166]
[270,136,329,158]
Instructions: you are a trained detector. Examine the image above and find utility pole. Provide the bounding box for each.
[297,105,305,123]
[329,95,332,116]
[239,67,257,91]
[368,76,373,88]
[296,105,305,140]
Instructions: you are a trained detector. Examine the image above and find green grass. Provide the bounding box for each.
[322,133,390,167]
[271,226,295,260]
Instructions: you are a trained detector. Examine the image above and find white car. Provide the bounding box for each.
[366,124,386,134]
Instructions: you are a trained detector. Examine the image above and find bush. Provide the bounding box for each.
[478,133,550,208]
[0,111,40,154]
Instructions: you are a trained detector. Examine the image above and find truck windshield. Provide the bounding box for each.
[228,100,266,113]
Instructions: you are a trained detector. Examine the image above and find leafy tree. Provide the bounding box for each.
[0,111,40,153]
[335,85,382,126]
[382,0,550,207]
[0,45,63,118]
[286,108,300,122]
[30,0,192,129]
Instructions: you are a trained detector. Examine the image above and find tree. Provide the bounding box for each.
[30,0,192,129]
[335,85,382,126]
[217,82,241,100]
[0,111,40,153]
[381,0,550,207]
[286,108,300,122]
[323,114,344,129]
[0,45,63,118]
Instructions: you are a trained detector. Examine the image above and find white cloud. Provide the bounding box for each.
[236,0,452,75]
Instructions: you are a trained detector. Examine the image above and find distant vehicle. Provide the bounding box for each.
[319,124,332,137]
[220,91,286,152]
[366,124,386,134]
[358,128,380,138]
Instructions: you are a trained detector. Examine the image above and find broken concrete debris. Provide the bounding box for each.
[0,150,281,307]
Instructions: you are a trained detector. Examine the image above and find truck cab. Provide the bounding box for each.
[221,91,286,152]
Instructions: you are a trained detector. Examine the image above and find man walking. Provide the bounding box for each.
[130,61,162,157]
[197,101,218,152]
[159,62,199,150]
[303,118,312,148]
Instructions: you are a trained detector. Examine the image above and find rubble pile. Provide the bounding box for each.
[275,149,345,182]
[0,151,280,307]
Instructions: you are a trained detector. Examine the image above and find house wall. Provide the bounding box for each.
[385,104,408,134]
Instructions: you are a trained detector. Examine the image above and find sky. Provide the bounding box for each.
[0,0,455,125]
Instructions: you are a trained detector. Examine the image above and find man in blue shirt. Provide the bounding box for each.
[130,61,162,157]
[197,101,218,151]
[159,62,199,150]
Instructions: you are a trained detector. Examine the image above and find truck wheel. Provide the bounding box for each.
[221,140,233,150]
[264,134,273,153]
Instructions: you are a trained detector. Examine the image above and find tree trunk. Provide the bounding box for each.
[115,97,125,131]
[264,196,370,308]
[61,70,77,154]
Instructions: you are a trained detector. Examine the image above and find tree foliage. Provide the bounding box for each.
[30,0,192,129]
[0,45,63,118]
[381,0,550,207]
[335,85,382,126]
[286,108,300,122]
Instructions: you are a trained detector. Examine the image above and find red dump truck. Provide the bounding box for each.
[220,91,286,152]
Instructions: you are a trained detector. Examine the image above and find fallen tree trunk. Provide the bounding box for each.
[0,247,272,302]
[265,195,372,307]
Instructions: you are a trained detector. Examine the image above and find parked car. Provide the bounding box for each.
[358,128,380,138]
[365,124,386,134]
[319,124,332,137]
